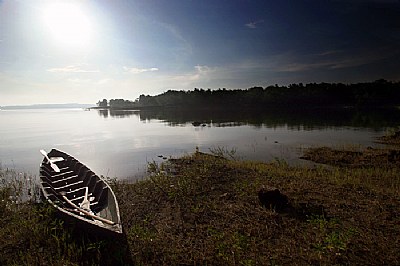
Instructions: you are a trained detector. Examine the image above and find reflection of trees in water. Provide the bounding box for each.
[97,109,139,118]
[96,107,400,130]
[97,109,109,118]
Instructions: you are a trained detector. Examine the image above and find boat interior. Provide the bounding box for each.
[40,150,114,218]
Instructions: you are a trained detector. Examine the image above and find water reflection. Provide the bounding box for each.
[97,109,109,118]
[2,107,398,180]
[97,107,400,130]
[97,109,140,118]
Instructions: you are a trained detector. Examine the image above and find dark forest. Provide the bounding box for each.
[97,79,400,109]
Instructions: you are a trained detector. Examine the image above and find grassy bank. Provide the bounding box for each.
[0,168,130,265]
[1,134,400,265]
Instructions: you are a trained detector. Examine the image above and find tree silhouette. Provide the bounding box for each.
[97,79,400,110]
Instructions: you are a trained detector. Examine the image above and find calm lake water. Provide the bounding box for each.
[1,107,399,180]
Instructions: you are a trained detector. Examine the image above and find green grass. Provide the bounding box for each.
[1,142,400,265]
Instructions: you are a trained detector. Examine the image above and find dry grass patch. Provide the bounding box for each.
[114,151,400,265]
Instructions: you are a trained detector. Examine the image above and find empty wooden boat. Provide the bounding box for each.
[39,149,122,237]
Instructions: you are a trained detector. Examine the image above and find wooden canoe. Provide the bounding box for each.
[39,149,123,237]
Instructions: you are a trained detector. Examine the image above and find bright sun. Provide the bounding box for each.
[42,2,93,49]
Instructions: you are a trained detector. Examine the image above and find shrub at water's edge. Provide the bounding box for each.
[376,128,400,145]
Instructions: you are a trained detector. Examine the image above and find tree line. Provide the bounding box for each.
[97,79,400,109]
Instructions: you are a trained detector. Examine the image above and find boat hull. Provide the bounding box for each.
[39,149,122,237]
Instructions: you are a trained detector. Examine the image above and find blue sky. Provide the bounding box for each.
[1,0,400,105]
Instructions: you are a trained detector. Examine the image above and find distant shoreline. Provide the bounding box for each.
[0,103,94,110]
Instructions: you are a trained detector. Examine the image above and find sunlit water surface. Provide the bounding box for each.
[0,108,391,180]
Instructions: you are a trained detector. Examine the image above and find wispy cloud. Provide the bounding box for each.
[159,22,193,57]
[64,77,112,86]
[47,65,99,73]
[67,78,91,83]
[96,78,111,85]
[316,50,342,56]
[194,65,213,74]
[168,65,217,85]
[274,48,397,72]
[245,20,264,29]
[123,66,159,74]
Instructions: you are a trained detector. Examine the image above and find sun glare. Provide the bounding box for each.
[42,2,93,49]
